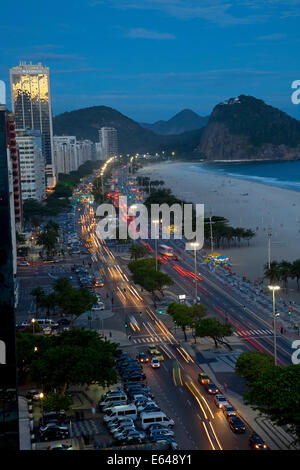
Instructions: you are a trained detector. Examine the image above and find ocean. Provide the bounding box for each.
[187,160,300,192]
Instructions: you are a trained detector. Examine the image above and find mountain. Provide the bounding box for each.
[53,105,202,156]
[195,95,300,161]
[141,109,209,135]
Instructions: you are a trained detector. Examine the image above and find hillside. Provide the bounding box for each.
[195,95,300,160]
[141,109,208,135]
[53,105,203,156]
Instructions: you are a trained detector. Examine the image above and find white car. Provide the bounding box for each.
[92,302,105,311]
[214,394,229,409]
[151,357,160,368]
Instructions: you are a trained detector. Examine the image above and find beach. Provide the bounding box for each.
[137,161,300,291]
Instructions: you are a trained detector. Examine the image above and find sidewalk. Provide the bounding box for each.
[182,341,299,450]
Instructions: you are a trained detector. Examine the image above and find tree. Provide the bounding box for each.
[43,392,72,413]
[279,260,292,290]
[190,304,207,343]
[244,364,300,443]
[30,286,45,316]
[291,259,300,291]
[235,351,274,384]
[129,245,147,260]
[195,317,232,349]
[128,258,159,273]
[36,227,58,257]
[167,302,192,342]
[16,232,26,245]
[264,261,281,284]
[53,278,97,317]
[28,328,119,392]
[41,293,58,317]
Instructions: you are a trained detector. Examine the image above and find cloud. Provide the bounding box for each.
[256,33,287,41]
[91,0,300,25]
[52,67,103,75]
[19,53,84,62]
[126,28,175,40]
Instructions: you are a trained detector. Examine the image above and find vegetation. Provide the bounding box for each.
[195,317,232,349]
[43,392,72,413]
[128,258,173,297]
[235,351,300,443]
[129,245,148,260]
[30,277,97,318]
[36,221,59,257]
[17,328,118,392]
[264,259,300,290]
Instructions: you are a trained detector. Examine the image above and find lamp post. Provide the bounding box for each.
[209,210,214,254]
[39,392,44,425]
[153,220,159,271]
[268,285,280,365]
[267,228,272,269]
[191,242,199,302]
[31,318,36,334]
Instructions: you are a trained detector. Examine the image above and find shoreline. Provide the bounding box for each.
[137,161,300,297]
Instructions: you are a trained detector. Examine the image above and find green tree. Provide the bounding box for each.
[264,261,281,284]
[195,317,232,349]
[279,260,292,290]
[30,286,45,316]
[190,304,207,343]
[167,302,192,342]
[29,328,119,392]
[129,245,147,260]
[291,259,300,290]
[16,232,26,245]
[41,293,58,317]
[244,364,300,443]
[43,392,72,413]
[235,351,274,384]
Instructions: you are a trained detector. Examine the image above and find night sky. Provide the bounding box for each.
[1,0,300,121]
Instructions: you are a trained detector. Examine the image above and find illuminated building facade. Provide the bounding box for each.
[9,62,55,187]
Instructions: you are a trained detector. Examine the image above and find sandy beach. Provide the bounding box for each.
[137,161,300,291]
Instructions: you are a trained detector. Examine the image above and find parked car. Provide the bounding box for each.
[222,405,236,419]
[39,423,69,441]
[148,345,160,355]
[214,394,229,408]
[228,416,246,433]
[205,382,219,394]
[249,433,268,450]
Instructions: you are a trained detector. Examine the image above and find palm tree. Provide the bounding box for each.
[279,260,292,290]
[264,261,281,284]
[291,259,300,290]
[30,286,45,316]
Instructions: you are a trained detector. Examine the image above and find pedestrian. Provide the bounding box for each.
[104,335,107,341]
[91,401,96,415]
[223,382,228,392]
[109,331,112,338]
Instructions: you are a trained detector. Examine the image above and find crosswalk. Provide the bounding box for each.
[132,335,166,344]
[233,328,273,337]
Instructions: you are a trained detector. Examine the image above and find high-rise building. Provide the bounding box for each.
[0,81,19,450]
[16,130,46,202]
[76,139,93,167]
[6,114,22,231]
[53,136,78,176]
[98,127,118,160]
[9,62,55,188]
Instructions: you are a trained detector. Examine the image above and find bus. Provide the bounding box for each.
[159,244,174,258]
[129,315,140,332]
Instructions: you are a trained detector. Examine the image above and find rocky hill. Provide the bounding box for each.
[141,109,208,135]
[194,95,300,160]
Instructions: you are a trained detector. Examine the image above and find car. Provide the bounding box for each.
[151,357,160,368]
[249,433,268,450]
[222,404,236,419]
[137,352,149,364]
[118,430,144,443]
[136,401,157,412]
[153,350,164,361]
[205,382,219,394]
[108,417,133,431]
[148,345,160,355]
[39,411,67,427]
[92,302,104,311]
[142,405,161,413]
[18,261,30,266]
[57,318,71,326]
[109,420,134,434]
[39,423,69,441]
[198,372,210,385]
[149,428,174,438]
[214,394,229,409]
[228,416,246,433]
[113,424,136,439]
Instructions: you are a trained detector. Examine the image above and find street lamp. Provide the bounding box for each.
[209,210,214,254]
[268,285,280,365]
[31,318,36,334]
[153,220,159,271]
[191,242,199,302]
[39,392,44,425]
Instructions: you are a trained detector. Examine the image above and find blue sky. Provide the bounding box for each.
[1,0,300,122]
